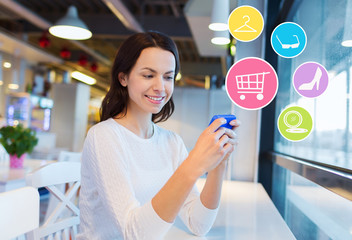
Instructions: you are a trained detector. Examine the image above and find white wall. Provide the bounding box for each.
[50,83,90,152]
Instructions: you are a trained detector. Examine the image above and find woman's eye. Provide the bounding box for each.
[143,75,153,79]
[165,76,174,81]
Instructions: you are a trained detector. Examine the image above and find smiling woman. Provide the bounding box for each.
[117,47,175,120]
[78,31,240,240]
[100,31,179,124]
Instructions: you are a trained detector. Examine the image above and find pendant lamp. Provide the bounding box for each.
[208,0,229,31]
[211,30,230,45]
[342,0,352,47]
[49,6,92,40]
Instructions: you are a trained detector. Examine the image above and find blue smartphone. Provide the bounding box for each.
[209,114,237,129]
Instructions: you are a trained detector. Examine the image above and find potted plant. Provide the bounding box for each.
[0,124,38,168]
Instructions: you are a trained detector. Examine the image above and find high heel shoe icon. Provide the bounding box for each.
[298,67,322,90]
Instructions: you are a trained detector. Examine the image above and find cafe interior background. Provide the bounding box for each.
[0,0,351,239]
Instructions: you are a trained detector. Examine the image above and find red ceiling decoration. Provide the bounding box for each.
[60,47,71,59]
[90,62,98,72]
[38,32,50,48]
[78,54,88,66]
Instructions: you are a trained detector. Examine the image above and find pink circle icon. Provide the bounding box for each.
[225,57,278,110]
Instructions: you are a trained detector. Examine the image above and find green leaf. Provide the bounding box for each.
[0,124,39,157]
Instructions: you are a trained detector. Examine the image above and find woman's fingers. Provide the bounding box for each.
[222,142,235,157]
[190,117,240,173]
[207,118,226,133]
[218,133,229,147]
[229,119,241,130]
[214,127,226,140]
[226,136,239,146]
[217,129,239,150]
[219,133,238,148]
[215,125,239,147]
[223,128,236,139]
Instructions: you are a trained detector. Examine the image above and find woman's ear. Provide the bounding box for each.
[118,72,127,87]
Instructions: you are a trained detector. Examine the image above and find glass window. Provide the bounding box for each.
[272,163,352,240]
[274,0,352,170]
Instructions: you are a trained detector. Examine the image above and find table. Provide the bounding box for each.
[164,180,296,240]
[0,159,54,192]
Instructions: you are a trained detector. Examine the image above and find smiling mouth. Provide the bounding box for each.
[146,95,165,101]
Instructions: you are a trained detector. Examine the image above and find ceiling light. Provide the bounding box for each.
[211,37,230,45]
[342,40,352,47]
[3,62,11,68]
[211,30,230,45]
[209,23,228,31]
[209,0,229,31]
[8,69,19,91]
[205,75,210,90]
[71,71,96,85]
[49,6,92,40]
[8,83,19,90]
[176,72,182,81]
[342,0,352,47]
[230,44,236,56]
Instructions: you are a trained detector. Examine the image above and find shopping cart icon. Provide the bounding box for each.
[235,72,270,100]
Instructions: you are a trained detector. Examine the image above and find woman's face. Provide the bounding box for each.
[120,47,175,115]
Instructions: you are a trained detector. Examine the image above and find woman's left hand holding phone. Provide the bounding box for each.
[210,119,240,173]
[197,118,240,210]
[186,118,239,177]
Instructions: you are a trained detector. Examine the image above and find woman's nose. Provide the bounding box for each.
[153,76,165,91]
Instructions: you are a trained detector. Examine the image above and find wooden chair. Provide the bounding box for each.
[26,162,81,240]
[0,186,39,240]
[41,151,82,222]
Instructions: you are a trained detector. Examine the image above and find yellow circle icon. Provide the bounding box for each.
[228,5,264,42]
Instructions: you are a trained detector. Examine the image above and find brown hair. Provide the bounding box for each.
[100,31,180,123]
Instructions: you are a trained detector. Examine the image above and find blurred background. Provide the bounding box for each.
[0,1,352,239]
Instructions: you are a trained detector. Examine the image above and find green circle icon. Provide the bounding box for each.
[277,106,313,142]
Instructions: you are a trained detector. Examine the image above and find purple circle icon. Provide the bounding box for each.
[293,62,329,98]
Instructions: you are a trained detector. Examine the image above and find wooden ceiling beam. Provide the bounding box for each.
[168,0,180,17]
[101,0,144,32]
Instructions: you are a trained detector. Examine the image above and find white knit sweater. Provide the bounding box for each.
[77,118,218,240]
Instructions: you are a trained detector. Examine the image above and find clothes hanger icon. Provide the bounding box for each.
[234,15,257,33]
[276,35,300,49]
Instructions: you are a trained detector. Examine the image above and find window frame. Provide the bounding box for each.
[259,0,352,202]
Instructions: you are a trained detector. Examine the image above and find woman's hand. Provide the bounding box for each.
[199,119,240,209]
[208,119,240,172]
[222,119,240,159]
[186,118,237,177]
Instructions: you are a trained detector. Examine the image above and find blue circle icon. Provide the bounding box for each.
[271,22,307,58]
